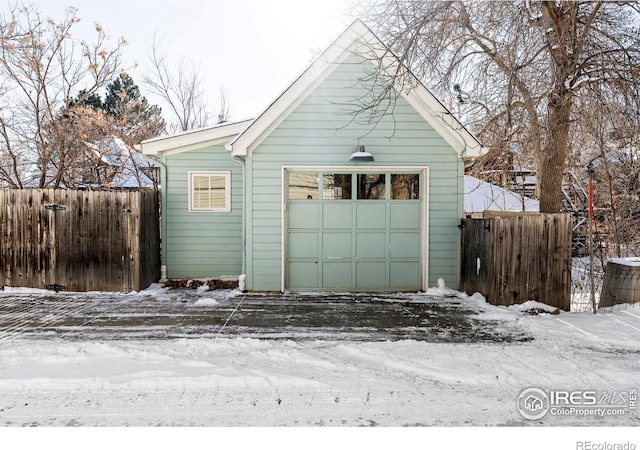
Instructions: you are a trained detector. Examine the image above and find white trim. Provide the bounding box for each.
[282,165,426,173]
[399,84,483,157]
[141,120,253,156]
[281,165,429,291]
[228,20,483,159]
[281,166,287,292]
[188,171,231,213]
[423,167,430,290]
[365,39,483,157]
[156,137,236,157]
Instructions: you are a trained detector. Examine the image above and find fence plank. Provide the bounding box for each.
[0,189,160,292]
[461,214,572,310]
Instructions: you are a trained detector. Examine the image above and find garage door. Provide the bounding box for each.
[286,170,425,291]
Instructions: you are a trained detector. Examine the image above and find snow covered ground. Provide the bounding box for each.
[0,284,638,431]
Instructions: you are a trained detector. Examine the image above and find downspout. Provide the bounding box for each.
[233,154,247,291]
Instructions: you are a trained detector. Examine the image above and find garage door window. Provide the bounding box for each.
[288,173,319,200]
[287,171,421,201]
[357,174,386,200]
[391,174,420,200]
[323,174,352,200]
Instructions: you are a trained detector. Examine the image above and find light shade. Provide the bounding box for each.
[350,145,374,162]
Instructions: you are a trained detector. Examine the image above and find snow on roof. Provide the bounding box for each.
[464,175,539,213]
[21,136,157,189]
[96,137,157,189]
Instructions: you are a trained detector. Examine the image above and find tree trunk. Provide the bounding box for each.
[538,96,572,213]
[538,1,577,213]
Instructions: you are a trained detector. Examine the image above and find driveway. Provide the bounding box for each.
[2,287,639,427]
[0,288,530,343]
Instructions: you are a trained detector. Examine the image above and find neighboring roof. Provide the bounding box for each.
[23,136,157,189]
[227,19,484,158]
[140,119,253,156]
[101,138,156,188]
[95,136,157,188]
[464,175,539,213]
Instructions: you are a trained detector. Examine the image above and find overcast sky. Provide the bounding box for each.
[34,0,354,121]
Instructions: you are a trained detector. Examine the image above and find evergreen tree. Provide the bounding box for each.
[104,73,146,118]
[70,90,104,111]
[70,73,166,146]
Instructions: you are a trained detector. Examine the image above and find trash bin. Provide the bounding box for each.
[599,257,640,308]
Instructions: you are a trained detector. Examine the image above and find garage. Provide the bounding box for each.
[142,20,484,292]
[285,168,427,291]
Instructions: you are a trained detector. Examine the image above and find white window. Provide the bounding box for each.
[188,171,231,212]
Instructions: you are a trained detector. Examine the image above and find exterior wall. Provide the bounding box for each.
[162,144,243,279]
[246,53,464,291]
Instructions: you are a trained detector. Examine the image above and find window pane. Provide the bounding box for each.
[357,174,386,200]
[288,173,319,200]
[193,175,211,208]
[210,176,226,208]
[391,174,420,200]
[323,174,352,200]
[194,191,209,209]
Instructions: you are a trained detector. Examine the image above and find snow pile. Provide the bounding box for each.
[196,284,210,293]
[193,298,219,307]
[419,278,465,298]
[1,287,62,294]
[509,300,559,314]
[144,283,242,304]
[191,284,221,306]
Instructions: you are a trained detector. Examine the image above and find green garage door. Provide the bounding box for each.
[286,171,424,291]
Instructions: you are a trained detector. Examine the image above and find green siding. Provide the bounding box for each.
[162,144,243,279]
[247,52,464,291]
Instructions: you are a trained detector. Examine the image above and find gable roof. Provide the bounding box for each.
[141,119,253,156]
[141,21,484,160]
[226,19,484,158]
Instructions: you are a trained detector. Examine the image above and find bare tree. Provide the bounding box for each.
[43,104,111,188]
[574,79,640,257]
[0,4,127,187]
[143,35,230,133]
[354,1,640,213]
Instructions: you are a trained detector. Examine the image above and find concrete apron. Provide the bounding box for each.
[0,291,530,343]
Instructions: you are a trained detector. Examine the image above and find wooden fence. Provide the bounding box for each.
[0,189,160,292]
[460,214,572,310]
